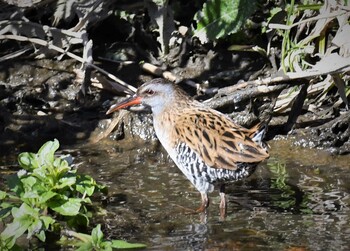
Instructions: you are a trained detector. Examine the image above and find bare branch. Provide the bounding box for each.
[0,34,137,94]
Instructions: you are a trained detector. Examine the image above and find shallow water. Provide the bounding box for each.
[1,138,349,250]
[66,138,350,251]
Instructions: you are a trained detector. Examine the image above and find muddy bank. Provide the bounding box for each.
[288,111,350,155]
[1,0,349,156]
[0,59,104,155]
[0,57,349,157]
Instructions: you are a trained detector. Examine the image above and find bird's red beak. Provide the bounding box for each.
[106,95,142,114]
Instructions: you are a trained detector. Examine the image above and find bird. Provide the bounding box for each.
[106,78,269,217]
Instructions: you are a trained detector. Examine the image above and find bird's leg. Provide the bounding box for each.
[196,192,209,213]
[176,192,209,215]
[219,184,227,220]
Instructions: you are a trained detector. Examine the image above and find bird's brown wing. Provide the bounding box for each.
[174,107,269,170]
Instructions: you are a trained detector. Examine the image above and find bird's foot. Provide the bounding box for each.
[195,204,207,213]
[172,203,208,215]
[172,204,199,214]
[175,204,208,222]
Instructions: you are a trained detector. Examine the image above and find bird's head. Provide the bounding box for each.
[106,78,180,115]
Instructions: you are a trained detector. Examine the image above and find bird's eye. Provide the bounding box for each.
[145,89,155,95]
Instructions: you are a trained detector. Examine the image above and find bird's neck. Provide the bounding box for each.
[152,106,179,155]
[151,96,194,116]
[150,105,167,117]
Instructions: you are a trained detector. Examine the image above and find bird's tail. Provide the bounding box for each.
[249,122,269,150]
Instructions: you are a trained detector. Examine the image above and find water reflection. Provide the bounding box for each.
[69,139,350,250]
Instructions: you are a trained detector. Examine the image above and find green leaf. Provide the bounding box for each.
[12,203,39,218]
[91,224,104,245]
[27,218,42,239]
[100,241,113,251]
[39,191,57,204]
[7,174,22,194]
[76,175,96,196]
[55,176,76,190]
[0,190,7,199]
[18,152,38,170]
[36,229,46,242]
[40,215,55,229]
[48,198,82,216]
[78,175,107,196]
[0,204,35,245]
[67,213,90,228]
[21,176,37,189]
[32,166,49,181]
[111,240,147,249]
[22,191,39,200]
[0,233,16,249]
[37,139,60,167]
[53,157,70,175]
[193,0,258,43]
[76,242,93,251]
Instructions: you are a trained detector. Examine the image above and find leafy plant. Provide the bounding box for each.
[193,0,258,43]
[266,1,350,112]
[264,1,313,72]
[61,224,146,251]
[0,139,145,250]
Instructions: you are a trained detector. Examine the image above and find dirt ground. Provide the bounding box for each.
[1,1,349,157]
[0,54,349,157]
